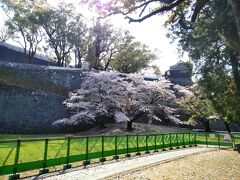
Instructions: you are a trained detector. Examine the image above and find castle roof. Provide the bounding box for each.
[170,60,189,70]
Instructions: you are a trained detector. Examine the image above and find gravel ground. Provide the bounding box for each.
[29,147,212,180]
[108,149,240,180]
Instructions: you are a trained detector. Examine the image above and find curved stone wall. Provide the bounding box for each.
[0,61,86,133]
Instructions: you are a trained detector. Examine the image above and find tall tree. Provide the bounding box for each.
[86,20,115,70]
[166,2,240,124]
[198,65,240,132]
[102,30,134,71]
[178,86,216,132]
[86,21,135,71]
[111,41,156,73]
[2,0,46,63]
[37,3,79,66]
[70,14,88,68]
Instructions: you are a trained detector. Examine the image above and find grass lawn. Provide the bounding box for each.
[0,123,191,140]
[0,134,66,140]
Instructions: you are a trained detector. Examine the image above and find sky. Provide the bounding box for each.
[0,0,187,73]
[108,14,183,73]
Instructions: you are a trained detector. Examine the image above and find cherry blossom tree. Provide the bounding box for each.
[53,71,189,132]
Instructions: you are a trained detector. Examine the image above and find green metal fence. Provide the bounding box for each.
[0,132,238,178]
[195,132,239,148]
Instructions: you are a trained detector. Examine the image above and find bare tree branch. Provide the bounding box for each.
[191,0,209,22]
[126,0,185,23]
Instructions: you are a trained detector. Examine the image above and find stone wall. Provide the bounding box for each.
[0,84,67,133]
[0,61,86,133]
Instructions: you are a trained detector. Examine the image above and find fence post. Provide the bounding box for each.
[63,136,71,169]
[232,134,235,148]
[176,133,179,149]
[194,133,197,146]
[9,138,21,180]
[145,135,149,154]
[83,137,90,166]
[188,133,191,147]
[206,133,208,147]
[86,137,89,160]
[126,135,128,155]
[154,134,158,152]
[162,134,166,151]
[136,135,141,156]
[102,136,104,158]
[169,134,173,150]
[100,136,106,162]
[137,135,139,152]
[39,139,49,175]
[218,133,220,148]
[183,133,186,148]
[113,135,119,160]
[125,135,131,157]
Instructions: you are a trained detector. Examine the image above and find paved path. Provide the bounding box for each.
[29,147,215,180]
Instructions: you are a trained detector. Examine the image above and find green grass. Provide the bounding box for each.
[132,123,192,134]
[0,123,191,140]
[0,134,66,140]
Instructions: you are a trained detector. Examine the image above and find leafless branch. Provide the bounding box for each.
[126,0,185,23]
[191,0,209,22]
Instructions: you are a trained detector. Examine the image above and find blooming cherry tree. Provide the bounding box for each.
[53,71,189,131]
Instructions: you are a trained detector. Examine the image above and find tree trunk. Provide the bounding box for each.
[94,59,100,70]
[99,120,106,129]
[224,121,231,133]
[204,119,211,132]
[97,115,107,129]
[126,112,146,131]
[127,121,133,131]
[77,49,82,68]
[75,52,77,68]
[24,49,28,63]
[104,53,113,71]
[229,0,240,47]
[229,49,240,95]
[197,117,211,132]
[104,59,112,71]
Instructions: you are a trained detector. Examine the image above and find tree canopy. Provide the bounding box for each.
[2,0,47,63]
[111,41,156,73]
